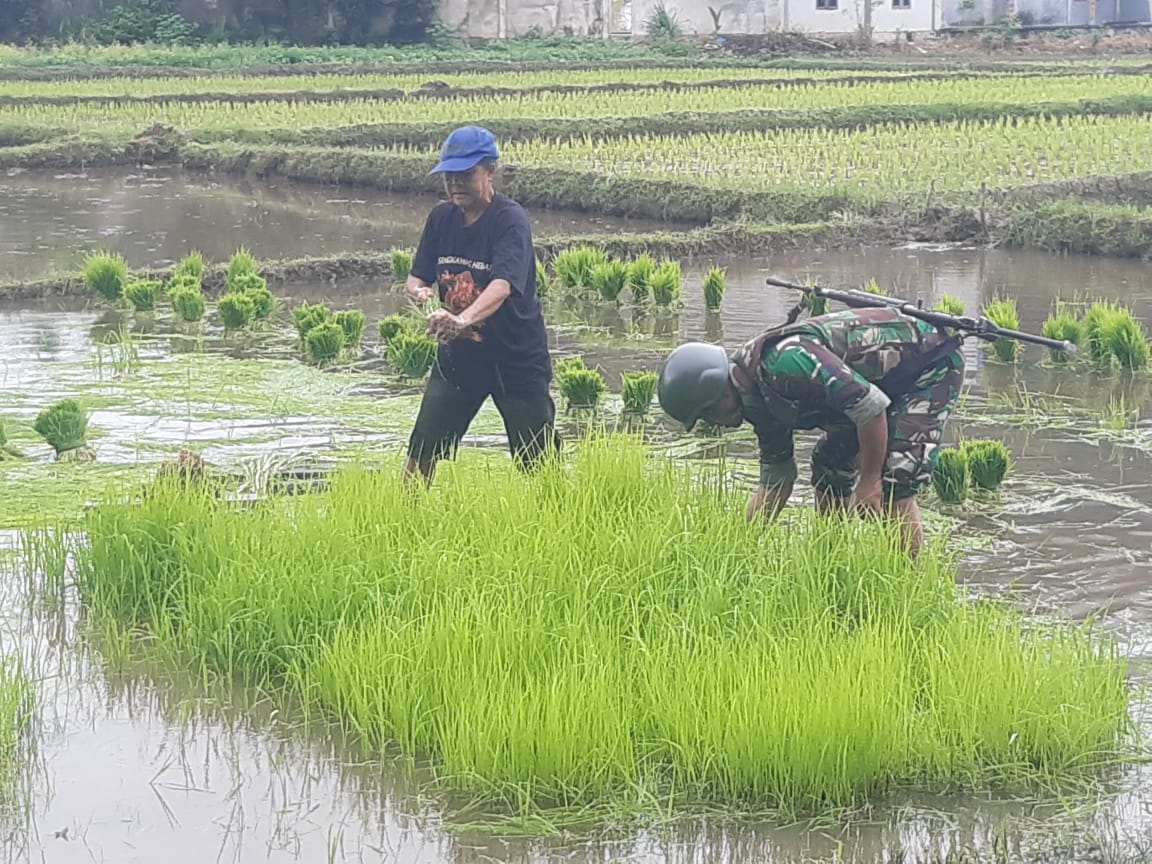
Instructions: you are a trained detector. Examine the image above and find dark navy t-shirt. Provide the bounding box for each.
[410,193,552,394]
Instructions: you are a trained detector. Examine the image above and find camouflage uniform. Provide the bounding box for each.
[729,307,965,501]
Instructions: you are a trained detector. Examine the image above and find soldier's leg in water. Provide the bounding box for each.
[882,348,965,556]
[811,428,859,515]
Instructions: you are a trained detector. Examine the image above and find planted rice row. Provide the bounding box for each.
[64,435,1132,819]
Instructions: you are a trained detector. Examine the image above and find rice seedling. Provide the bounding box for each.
[335,310,367,350]
[227,271,275,320]
[82,251,128,304]
[0,655,31,790]
[95,327,141,378]
[391,249,414,285]
[535,258,551,299]
[621,370,659,414]
[627,254,655,303]
[1081,300,1120,365]
[805,293,830,316]
[386,330,437,378]
[69,434,1133,823]
[293,302,333,342]
[553,246,608,293]
[983,297,1021,363]
[173,250,204,283]
[589,260,629,303]
[226,246,259,292]
[1041,307,1082,364]
[935,294,965,315]
[304,321,346,366]
[1099,307,1150,371]
[217,292,255,330]
[932,447,969,504]
[650,260,683,307]
[960,439,1012,492]
[33,398,90,460]
[123,278,161,312]
[0,419,24,460]
[556,357,606,410]
[703,266,727,311]
[379,314,414,345]
[169,285,206,323]
[861,277,888,296]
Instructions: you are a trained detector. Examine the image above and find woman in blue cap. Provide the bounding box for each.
[403,125,558,486]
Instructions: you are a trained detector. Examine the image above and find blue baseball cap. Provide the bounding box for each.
[428,126,500,175]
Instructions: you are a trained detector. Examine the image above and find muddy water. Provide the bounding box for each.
[0,166,669,282]
[2,244,1152,863]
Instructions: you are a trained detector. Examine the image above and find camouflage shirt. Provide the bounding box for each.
[729,307,945,488]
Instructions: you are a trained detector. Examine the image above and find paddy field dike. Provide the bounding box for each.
[1,35,1152,864]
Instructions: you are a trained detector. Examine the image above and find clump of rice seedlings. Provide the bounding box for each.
[861,277,888,296]
[173,251,204,283]
[556,356,605,410]
[83,251,128,304]
[293,302,333,343]
[621,370,659,414]
[1099,307,1150,371]
[553,246,608,293]
[983,297,1021,363]
[387,330,437,378]
[0,656,31,785]
[702,267,726,311]
[169,285,206,323]
[0,419,24,460]
[934,295,965,315]
[590,260,629,304]
[217,292,255,330]
[932,447,969,504]
[960,439,1012,492]
[335,310,367,351]
[391,249,414,285]
[627,253,655,302]
[72,434,1133,824]
[226,246,259,292]
[534,258,551,299]
[304,321,345,366]
[123,279,161,312]
[33,398,91,460]
[1042,307,1082,365]
[805,292,830,317]
[228,271,275,321]
[1080,300,1119,365]
[650,260,683,307]
[379,314,414,346]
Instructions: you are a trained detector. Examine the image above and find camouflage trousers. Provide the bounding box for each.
[810,344,965,502]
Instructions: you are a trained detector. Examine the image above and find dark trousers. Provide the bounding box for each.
[406,367,561,471]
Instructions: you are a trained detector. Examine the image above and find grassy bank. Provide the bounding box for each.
[69,434,1132,820]
[1003,200,1152,257]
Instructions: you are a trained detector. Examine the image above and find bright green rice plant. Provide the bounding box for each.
[861,278,888,296]
[934,294,965,315]
[1099,306,1150,371]
[71,434,1133,822]
[227,271,275,320]
[983,297,1021,363]
[335,310,367,350]
[217,292,255,330]
[590,260,629,303]
[650,260,683,307]
[558,366,606,410]
[379,314,414,345]
[702,267,726,311]
[123,279,161,312]
[535,258,550,299]
[33,398,89,456]
[960,439,1012,492]
[169,286,206,323]
[627,254,655,303]
[173,250,204,283]
[387,330,437,378]
[932,447,969,504]
[621,370,659,414]
[553,246,608,293]
[293,302,333,342]
[391,249,414,284]
[304,320,345,365]
[805,293,830,316]
[1041,306,1082,365]
[1080,300,1119,364]
[83,251,128,303]
[226,246,259,292]
[0,418,24,460]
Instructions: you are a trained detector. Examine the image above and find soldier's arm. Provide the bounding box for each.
[748,422,796,522]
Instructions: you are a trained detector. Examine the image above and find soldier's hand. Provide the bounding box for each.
[851,478,884,516]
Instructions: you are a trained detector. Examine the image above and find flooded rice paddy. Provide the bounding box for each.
[2,175,1152,862]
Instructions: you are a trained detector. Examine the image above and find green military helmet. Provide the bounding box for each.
[657,341,732,432]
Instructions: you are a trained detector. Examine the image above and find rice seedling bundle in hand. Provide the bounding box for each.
[1042,308,1082,364]
[702,267,726,311]
[553,246,608,293]
[621,370,659,414]
[627,254,655,302]
[72,434,1133,821]
[650,260,683,307]
[960,439,1011,491]
[387,330,437,378]
[335,310,367,350]
[123,279,161,312]
[983,297,1021,363]
[217,292,255,330]
[932,447,969,503]
[590,260,629,303]
[83,251,128,304]
[33,398,90,459]
[390,249,413,284]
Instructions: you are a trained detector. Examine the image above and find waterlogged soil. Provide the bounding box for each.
[2,245,1152,862]
[0,166,670,282]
